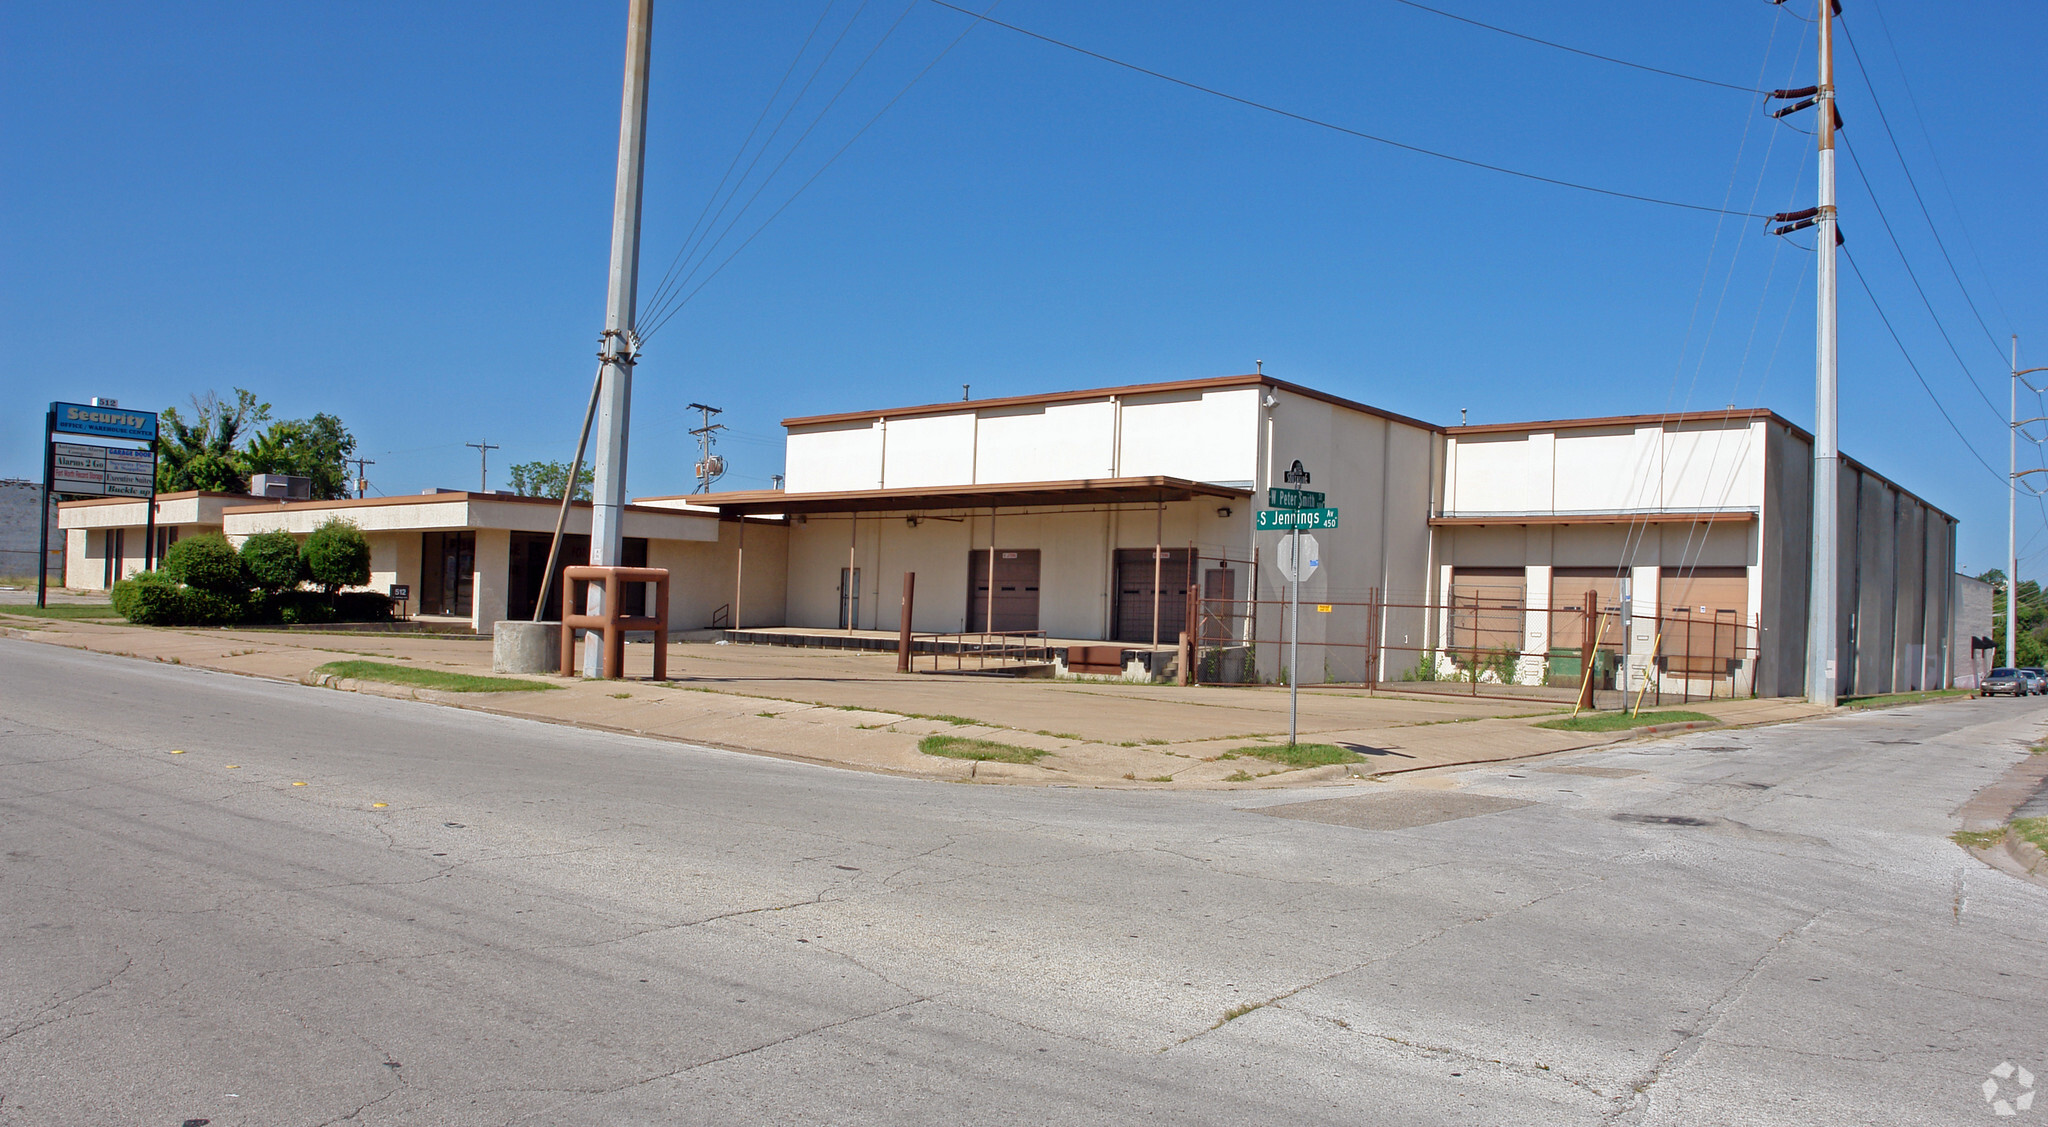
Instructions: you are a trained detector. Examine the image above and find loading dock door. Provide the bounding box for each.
[1114,548,1191,644]
[967,549,1040,632]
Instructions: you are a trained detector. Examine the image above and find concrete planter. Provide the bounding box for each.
[493,620,561,674]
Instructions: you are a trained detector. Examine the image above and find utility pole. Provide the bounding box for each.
[1807,0,1839,707]
[584,0,653,676]
[687,402,726,493]
[346,456,375,499]
[1766,0,1842,705]
[2009,335,2048,670]
[465,441,498,493]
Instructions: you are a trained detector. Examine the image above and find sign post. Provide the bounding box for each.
[1277,460,1317,746]
[39,401,159,608]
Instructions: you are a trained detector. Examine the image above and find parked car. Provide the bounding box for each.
[2025,668,2048,695]
[1983,668,2028,696]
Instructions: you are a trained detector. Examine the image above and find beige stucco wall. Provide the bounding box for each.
[780,501,1243,639]
[1251,387,1441,683]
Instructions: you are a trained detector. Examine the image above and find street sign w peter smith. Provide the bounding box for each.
[1267,486,1324,510]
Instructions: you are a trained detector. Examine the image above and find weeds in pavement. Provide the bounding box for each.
[917,736,1048,764]
[1222,769,1257,783]
[1951,828,2006,849]
[1211,1002,1265,1029]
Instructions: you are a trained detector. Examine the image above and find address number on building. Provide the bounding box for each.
[1256,507,1339,530]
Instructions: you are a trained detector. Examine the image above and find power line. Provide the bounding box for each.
[1380,0,1769,94]
[641,0,847,323]
[916,0,1773,219]
[1837,132,2005,426]
[644,0,920,333]
[1840,246,2004,486]
[641,1,1002,339]
[1837,13,2009,363]
[1861,0,2013,335]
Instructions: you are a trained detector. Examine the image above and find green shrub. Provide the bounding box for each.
[302,518,370,593]
[111,571,185,624]
[239,530,304,592]
[161,532,246,594]
[333,590,393,622]
[183,587,252,626]
[110,571,250,626]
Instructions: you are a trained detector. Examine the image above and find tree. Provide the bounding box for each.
[156,390,271,494]
[244,413,357,500]
[1978,568,2048,667]
[239,531,305,593]
[507,460,593,501]
[302,518,370,593]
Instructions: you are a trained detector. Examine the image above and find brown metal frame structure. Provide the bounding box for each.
[560,565,670,681]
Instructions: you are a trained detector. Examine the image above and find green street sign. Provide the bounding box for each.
[1256,507,1339,530]
[1267,486,1325,509]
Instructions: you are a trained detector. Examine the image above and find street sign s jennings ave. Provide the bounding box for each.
[1256,508,1339,530]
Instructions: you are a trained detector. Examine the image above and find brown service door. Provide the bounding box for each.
[1114,548,1192,643]
[966,549,1040,632]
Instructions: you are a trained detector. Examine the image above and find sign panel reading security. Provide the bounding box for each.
[1256,507,1339,530]
[52,442,153,497]
[51,401,157,442]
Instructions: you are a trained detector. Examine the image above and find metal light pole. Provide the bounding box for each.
[583,0,653,676]
[2009,335,2048,670]
[1805,0,1840,707]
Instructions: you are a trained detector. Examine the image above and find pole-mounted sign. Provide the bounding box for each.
[39,401,159,609]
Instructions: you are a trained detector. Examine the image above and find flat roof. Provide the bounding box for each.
[56,490,239,509]
[1431,509,1756,528]
[780,374,1441,433]
[675,476,1252,517]
[1446,409,1776,436]
[220,492,692,517]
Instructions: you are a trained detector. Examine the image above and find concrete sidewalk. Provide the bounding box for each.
[0,604,1834,788]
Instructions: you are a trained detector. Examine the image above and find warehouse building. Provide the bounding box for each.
[692,374,1959,697]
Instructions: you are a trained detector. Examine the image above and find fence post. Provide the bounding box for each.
[897,572,915,674]
[1367,586,1380,691]
[1577,591,1598,712]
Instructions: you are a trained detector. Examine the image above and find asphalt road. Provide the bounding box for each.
[4,639,2046,1126]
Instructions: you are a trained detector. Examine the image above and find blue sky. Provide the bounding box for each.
[3,2,2041,572]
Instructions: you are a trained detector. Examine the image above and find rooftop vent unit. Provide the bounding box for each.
[250,474,312,500]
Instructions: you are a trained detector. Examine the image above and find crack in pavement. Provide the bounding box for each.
[1606,907,1829,1123]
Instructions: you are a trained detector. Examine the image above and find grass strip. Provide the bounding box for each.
[1536,709,1715,732]
[1220,743,1365,769]
[917,735,1048,764]
[0,603,124,620]
[315,660,559,693]
[2013,817,2048,855]
[1839,689,1972,709]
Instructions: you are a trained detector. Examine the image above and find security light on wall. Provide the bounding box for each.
[906,515,921,527]
[1217,507,1232,518]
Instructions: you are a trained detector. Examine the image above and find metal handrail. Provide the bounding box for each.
[909,629,1052,672]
